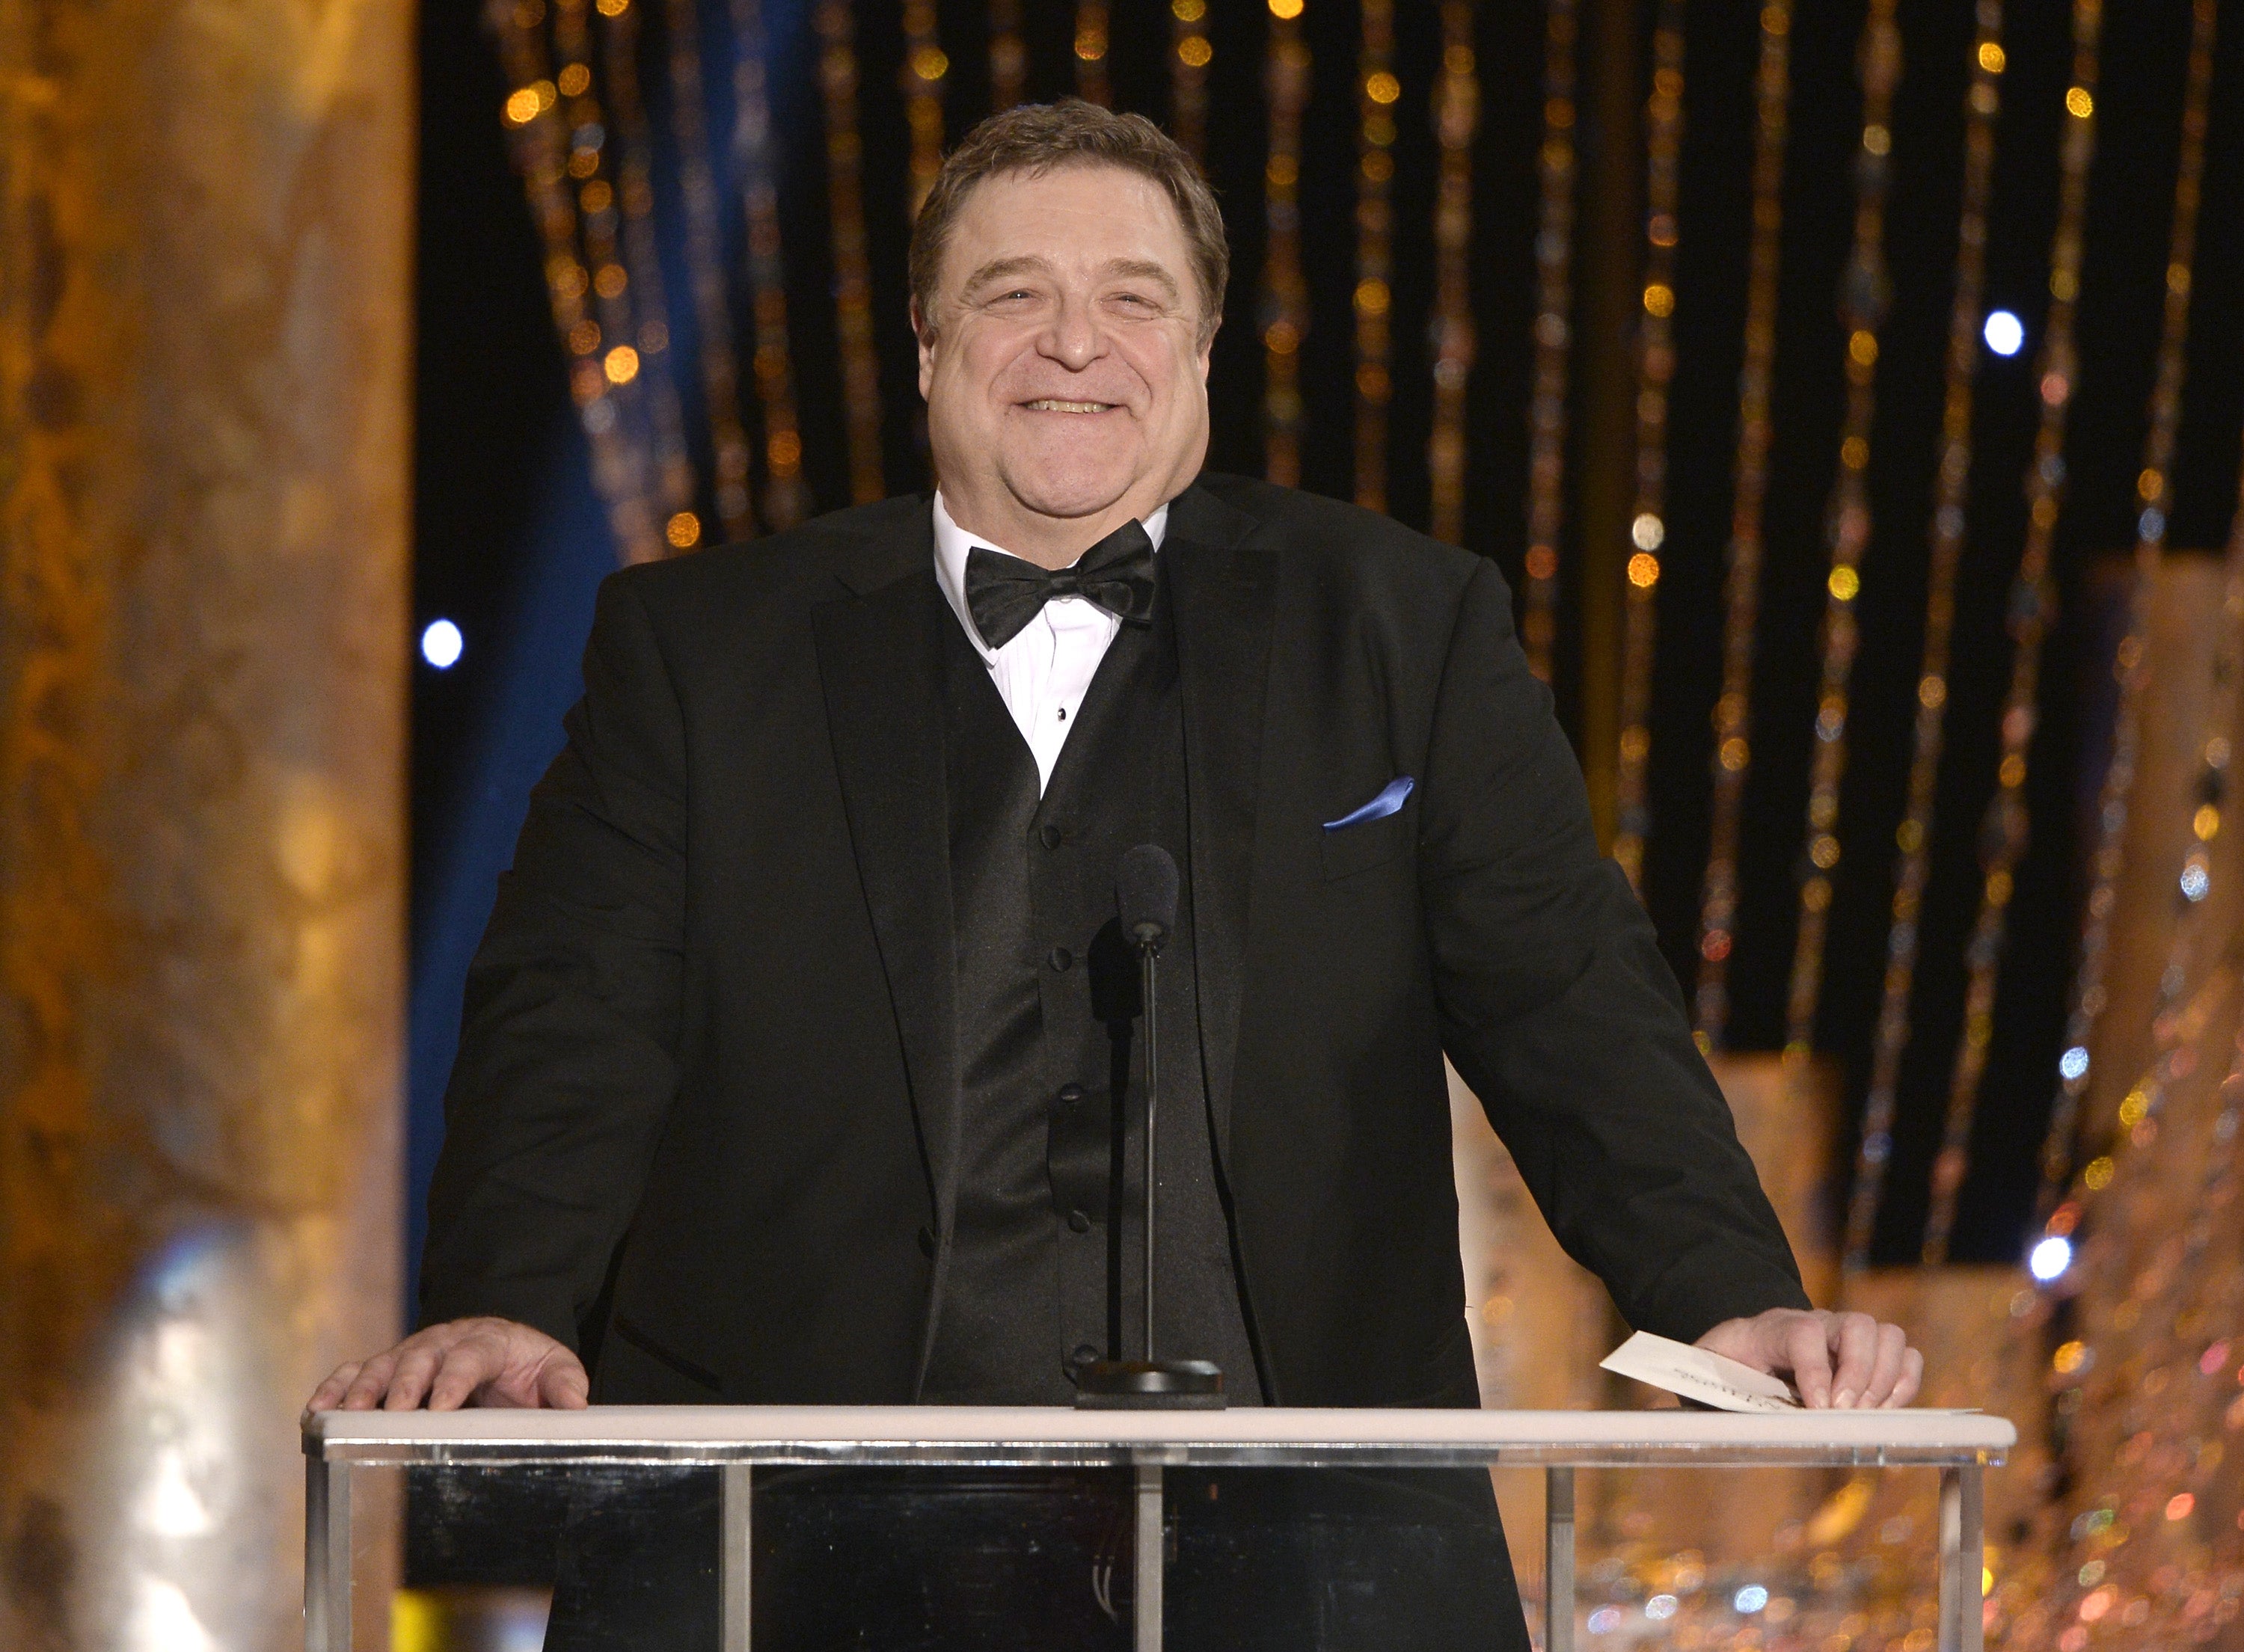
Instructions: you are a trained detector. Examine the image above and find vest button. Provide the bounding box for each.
[916,1226,936,1258]
[1039,823,1064,850]
[1048,946,1073,971]
[1071,1342,1101,1368]
[1057,1084,1085,1105]
[1067,1209,1093,1233]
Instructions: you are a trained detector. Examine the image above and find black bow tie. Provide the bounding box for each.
[963,520,1157,650]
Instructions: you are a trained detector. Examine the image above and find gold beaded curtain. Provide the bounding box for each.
[487,0,2244,1268]
[490,0,1545,555]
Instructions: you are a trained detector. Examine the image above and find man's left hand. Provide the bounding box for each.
[1696,1308,1923,1408]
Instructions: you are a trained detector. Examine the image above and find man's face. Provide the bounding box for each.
[917,164,1214,537]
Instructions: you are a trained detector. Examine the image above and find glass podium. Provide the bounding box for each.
[305,1405,2011,1652]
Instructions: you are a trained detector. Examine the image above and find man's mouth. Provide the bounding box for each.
[1020,399,1119,414]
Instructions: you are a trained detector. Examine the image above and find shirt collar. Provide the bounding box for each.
[931,491,1170,656]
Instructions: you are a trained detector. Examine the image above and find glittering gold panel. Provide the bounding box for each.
[1,2,411,1648]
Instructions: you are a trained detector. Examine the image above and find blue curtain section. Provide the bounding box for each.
[406,413,619,1315]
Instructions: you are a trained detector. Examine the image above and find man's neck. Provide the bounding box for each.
[937,485,1174,570]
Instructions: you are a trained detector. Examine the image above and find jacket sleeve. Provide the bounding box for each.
[418,570,688,1350]
[1417,559,1810,1342]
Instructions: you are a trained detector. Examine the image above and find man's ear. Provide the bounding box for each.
[912,298,937,399]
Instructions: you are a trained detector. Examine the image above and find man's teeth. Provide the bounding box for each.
[1024,399,1112,413]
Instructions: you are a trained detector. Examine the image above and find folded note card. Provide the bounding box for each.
[1599,1331,1802,1413]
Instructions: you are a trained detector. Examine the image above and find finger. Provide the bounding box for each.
[340,1353,399,1411]
[537,1350,591,1410]
[307,1362,364,1413]
[426,1340,508,1411]
[1830,1312,1879,1409]
[1885,1346,1925,1408]
[1788,1315,1834,1408]
[382,1345,447,1411]
[1858,1324,1908,1408]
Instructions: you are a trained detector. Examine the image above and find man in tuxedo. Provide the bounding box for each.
[316,101,1921,1645]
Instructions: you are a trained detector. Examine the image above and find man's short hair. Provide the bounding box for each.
[908,99,1229,346]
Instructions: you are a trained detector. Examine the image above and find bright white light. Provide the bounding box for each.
[1983,310,2025,356]
[129,1579,218,1652]
[1735,1586,1770,1614]
[2029,1235,2073,1281]
[138,1446,213,1538]
[2058,1045,2089,1081]
[1646,1594,1679,1621]
[421,618,464,669]
[2181,864,2210,901]
[1588,1608,1623,1635]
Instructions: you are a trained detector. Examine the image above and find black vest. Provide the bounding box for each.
[921,598,1263,1404]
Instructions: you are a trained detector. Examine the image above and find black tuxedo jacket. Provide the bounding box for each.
[422,473,1809,1407]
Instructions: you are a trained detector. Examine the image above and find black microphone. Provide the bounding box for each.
[1076,844,1223,1409]
[1116,843,1178,955]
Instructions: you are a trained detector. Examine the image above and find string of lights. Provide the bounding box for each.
[732,0,807,529]
[1519,0,1577,681]
[901,0,948,218]
[2026,273,2234,1309]
[1608,0,1687,893]
[1170,0,1213,161]
[1841,0,2008,1273]
[1917,0,2103,1267]
[1075,1,1112,107]
[663,0,755,541]
[591,0,702,553]
[495,0,669,564]
[2030,0,2221,1256]
[1779,0,1899,1072]
[1691,0,1794,1045]
[1260,0,1310,488]
[1426,1,1478,548]
[813,0,886,504]
[988,0,1026,111]
[1352,0,1399,514]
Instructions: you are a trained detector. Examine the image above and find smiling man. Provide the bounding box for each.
[318,102,1920,1648]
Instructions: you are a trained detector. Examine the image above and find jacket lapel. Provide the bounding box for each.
[812,532,962,1277]
[1163,485,1277,1164]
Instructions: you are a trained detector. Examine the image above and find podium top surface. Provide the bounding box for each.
[305,1404,2013,1470]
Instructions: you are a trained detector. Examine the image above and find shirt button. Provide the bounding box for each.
[1068,1209,1093,1234]
[1049,946,1073,972]
[1072,1342,1102,1369]
[1057,1084,1085,1106]
[1039,823,1064,850]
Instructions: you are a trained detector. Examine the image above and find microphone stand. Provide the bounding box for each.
[1078,887,1224,1410]
[1138,933,1159,1366]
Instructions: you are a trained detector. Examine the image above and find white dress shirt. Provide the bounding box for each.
[931,492,1170,794]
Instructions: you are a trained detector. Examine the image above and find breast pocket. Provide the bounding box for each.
[1320,806,1413,881]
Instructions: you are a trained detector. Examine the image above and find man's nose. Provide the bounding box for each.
[1035,295,1106,369]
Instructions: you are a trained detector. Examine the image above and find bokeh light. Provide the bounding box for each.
[2029,1235,2073,1281]
[420,619,464,670]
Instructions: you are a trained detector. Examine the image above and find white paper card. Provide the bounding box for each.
[1599,1331,1802,1413]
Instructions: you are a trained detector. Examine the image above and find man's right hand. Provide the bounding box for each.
[305,1317,589,1414]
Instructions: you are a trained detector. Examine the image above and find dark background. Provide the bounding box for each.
[408,0,2244,1304]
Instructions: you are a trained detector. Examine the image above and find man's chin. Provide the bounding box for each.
[996,461,1148,525]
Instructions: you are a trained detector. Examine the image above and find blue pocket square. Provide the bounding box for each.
[1322,776,1414,832]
